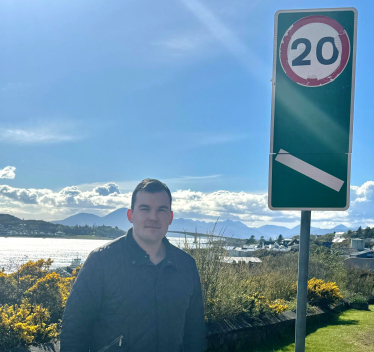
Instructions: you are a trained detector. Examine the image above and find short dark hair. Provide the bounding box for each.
[131,178,172,211]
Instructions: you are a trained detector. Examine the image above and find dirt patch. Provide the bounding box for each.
[357,330,374,346]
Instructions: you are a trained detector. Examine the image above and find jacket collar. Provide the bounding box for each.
[125,228,178,270]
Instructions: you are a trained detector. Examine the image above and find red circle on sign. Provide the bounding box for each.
[279,15,350,87]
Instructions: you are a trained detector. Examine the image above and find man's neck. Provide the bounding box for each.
[132,231,166,265]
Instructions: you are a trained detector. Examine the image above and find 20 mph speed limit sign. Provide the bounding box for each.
[280,15,350,87]
[269,8,357,210]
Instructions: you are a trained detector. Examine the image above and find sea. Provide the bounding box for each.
[0,235,201,273]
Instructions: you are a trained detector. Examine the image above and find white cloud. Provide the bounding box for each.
[94,183,120,196]
[0,185,43,204]
[0,166,16,179]
[172,189,270,221]
[348,181,374,225]
[0,181,374,227]
[0,120,86,145]
[0,127,74,144]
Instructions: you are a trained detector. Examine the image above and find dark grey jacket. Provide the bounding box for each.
[60,229,205,352]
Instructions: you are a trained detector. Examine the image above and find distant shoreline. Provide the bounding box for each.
[0,235,113,240]
[1,234,191,241]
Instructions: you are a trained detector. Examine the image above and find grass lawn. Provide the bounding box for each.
[242,305,374,352]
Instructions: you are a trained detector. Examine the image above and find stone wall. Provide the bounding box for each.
[205,303,348,352]
[12,304,348,352]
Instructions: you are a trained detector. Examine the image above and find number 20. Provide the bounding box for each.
[291,36,339,66]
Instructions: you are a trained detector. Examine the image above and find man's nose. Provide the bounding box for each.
[148,210,158,221]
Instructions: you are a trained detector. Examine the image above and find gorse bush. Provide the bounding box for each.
[0,259,75,351]
[0,299,58,350]
[266,299,289,314]
[26,272,72,322]
[307,278,343,307]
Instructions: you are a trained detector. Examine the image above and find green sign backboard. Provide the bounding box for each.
[269,8,357,210]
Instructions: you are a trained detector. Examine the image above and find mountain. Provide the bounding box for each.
[52,213,103,227]
[274,224,357,238]
[99,208,130,229]
[330,224,350,232]
[53,208,357,240]
[54,211,263,238]
[52,208,131,230]
[169,218,264,239]
[257,225,290,237]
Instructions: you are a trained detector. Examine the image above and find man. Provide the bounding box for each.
[60,179,205,352]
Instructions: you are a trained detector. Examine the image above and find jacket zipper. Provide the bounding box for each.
[97,335,123,352]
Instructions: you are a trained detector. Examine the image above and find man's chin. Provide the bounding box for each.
[135,228,166,242]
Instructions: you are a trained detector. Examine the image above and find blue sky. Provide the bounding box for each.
[0,0,373,228]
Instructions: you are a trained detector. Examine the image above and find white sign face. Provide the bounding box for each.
[279,15,350,87]
[288,23,342,79]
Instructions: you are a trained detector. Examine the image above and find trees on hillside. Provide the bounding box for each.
[245,235,256,244]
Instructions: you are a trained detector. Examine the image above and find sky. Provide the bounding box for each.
[0,0,373,229]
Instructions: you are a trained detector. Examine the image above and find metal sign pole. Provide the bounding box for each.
[294,210,311,352]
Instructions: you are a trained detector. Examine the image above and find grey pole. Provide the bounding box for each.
[294,210,311,352]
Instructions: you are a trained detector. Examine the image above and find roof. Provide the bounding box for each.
[344,258,374,271]
[350,250,370,256]
[221,256,262,264]
[232,247,255,252]
[336,247,358,255]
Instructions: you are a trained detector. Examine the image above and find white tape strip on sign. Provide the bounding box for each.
[275,149,344,192]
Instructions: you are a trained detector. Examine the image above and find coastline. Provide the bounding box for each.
[0,235,114,240]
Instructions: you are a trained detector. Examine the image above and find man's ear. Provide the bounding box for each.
[169,211,173,225]
[127,209,133,223]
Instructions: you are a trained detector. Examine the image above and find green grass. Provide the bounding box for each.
[242,306,374,352]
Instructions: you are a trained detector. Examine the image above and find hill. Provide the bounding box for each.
[0,214,125,239]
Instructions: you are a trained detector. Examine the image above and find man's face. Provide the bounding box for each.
[127,190,173,245]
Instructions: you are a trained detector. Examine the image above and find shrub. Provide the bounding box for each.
[0,259,75,349]
[347,292,368,304]
[26,272,70,323]
[0,273,18,306]
[187,233,290,321]
[266,299,289,314]
[248,251,299,301]
[204,280,289,321]
[343,265,374,300]
[0,299,58,350]
[309,245,346,286]
[307,278,343,307]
